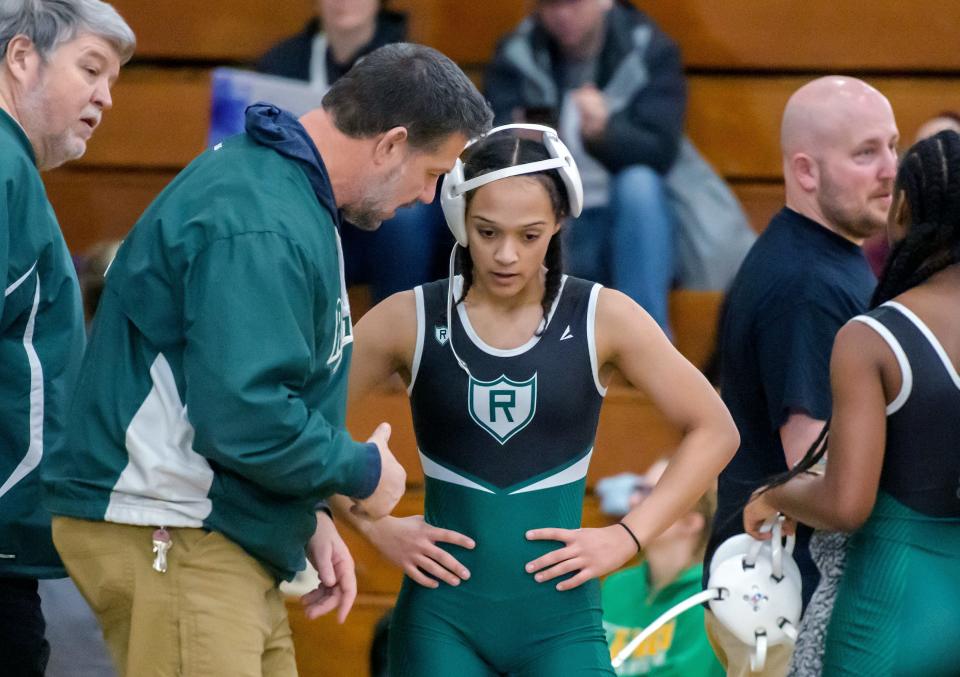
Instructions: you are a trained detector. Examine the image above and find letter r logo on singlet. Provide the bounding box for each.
[489,390,515,422]
[467,373,537,444]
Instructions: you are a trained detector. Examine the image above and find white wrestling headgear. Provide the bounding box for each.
[440,123,583,246]
[706,518,802,671]
[612,517,802,673]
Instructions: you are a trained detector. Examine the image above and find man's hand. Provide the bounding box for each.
[524,525,638,591]
[352,422,406,519]
[301,511,357,623]
[369,515,474,589]
[571,84,609,140]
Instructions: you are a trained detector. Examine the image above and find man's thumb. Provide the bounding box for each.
[372,421,392,443]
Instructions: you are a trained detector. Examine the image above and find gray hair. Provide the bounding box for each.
[0,0,135,65]
[323,43,492,152]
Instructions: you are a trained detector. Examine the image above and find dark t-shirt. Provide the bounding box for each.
[704,207,876,608]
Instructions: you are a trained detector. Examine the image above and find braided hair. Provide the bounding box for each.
[455,134,570,334]
[763,129,960,487]
[872,130,960,305]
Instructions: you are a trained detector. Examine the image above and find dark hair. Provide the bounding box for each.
[455,134,571,332]
[762,129,960,490]
[872,130,960,306]
[322,43,492,151]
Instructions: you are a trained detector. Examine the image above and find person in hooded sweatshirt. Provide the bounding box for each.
[42,43,492,677]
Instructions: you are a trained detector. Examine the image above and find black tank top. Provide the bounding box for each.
[852,302,960,517]
[409,275,605,491]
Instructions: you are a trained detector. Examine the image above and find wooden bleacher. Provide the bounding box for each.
[47,1,960,250]
[42,3,960,674]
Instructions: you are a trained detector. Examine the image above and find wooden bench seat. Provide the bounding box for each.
[53,2,958,256]
[64,68,960,180]
[644,0,960,71]
[44,167,782,253]
[286,592,393,677]
[687,75,960,180]
[112,1,960,72]
[44,168,175,253]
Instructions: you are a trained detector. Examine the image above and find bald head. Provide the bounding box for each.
[780,76,899,242]
[781,76,893,158]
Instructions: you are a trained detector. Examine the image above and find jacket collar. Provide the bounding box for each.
[244,103,341,227]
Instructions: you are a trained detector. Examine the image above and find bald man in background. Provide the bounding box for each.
[702,77,898,676]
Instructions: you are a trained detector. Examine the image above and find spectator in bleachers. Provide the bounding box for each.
[257,0,403,85]
[42,44,490,676]
[0,2,134,674]
[704,76,897,677]
[484,0,685,333]
[599,460,724,677]
[257,0,451,303]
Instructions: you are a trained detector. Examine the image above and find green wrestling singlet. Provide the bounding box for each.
[823,303,960,676]
[391,276,614,676]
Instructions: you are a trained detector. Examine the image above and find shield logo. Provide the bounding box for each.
[434,325,449,346]
[468,373,537,444]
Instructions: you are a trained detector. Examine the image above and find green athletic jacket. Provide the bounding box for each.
[42,105,380,581]
[1,109,85,579]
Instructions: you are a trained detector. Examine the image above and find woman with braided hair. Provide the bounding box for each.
[339,127,738,675]
[745,130,960,675]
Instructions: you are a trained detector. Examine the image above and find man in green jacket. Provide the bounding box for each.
[0,1,134,674]
[43,43,492,676]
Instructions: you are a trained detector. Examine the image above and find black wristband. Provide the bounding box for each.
[617,522,642,554]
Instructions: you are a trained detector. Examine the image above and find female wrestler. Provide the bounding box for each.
[347,125,738,675]
[745,130,960,675]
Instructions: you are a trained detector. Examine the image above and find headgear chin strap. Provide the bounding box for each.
[440,123,583,247]
[612,517,802,673]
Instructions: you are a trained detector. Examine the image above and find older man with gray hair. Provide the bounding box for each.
[0,0,134,674]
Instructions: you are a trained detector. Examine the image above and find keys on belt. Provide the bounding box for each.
[152,527,173,573]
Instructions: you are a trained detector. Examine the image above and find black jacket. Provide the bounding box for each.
[256,10,407,84]
[484,3,685,174]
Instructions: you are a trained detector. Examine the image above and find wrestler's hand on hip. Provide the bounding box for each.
[525,525,638,591]
[369,515,475,588]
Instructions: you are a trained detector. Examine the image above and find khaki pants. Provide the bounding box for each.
[704,609,792,677]
[52,516,297,677]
